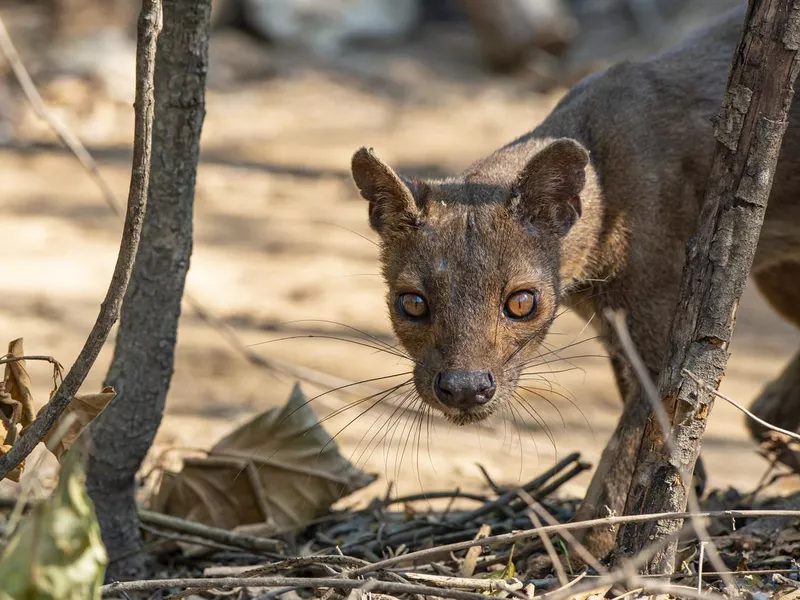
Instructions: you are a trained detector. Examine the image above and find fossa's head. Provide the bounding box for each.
[351,139,589,425]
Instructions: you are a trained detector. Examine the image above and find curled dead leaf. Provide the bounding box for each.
[154,383,377,546]
[2,338,36,433]
[39,387,116,462]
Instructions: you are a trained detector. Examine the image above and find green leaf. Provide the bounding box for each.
[0,450,107,599]
[479,545,517,595]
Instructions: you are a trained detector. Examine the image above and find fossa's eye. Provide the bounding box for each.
[504,290,538,320]
[397,293,429,319]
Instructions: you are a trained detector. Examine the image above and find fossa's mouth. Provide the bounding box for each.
[427,394,500,426]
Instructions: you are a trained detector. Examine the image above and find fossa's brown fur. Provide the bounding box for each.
[351,4,800,555]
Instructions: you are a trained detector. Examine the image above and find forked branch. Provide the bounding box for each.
[0,0,161,480]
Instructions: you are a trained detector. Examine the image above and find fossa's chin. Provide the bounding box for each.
[439,402,498,426]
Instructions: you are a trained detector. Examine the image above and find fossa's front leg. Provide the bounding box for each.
[572,306,707,559]
[573,332,652,558]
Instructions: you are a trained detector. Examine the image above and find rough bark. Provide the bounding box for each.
[86,0,211,579]
[615,0,800,574]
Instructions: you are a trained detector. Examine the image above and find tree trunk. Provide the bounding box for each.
[86,0,211,580]
[615,0,800,574]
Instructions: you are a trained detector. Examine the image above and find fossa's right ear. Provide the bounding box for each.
[351,147,426,236]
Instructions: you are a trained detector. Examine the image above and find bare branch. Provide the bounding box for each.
[0,16,122,217]
[0,0,161,481]
[0,355,63,370]
[683,369,800,443]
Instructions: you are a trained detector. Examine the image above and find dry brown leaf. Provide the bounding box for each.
[39,386,116,462]
[0,442,22,482]
[566,585,612,600]
[3,338,36,431]
[461,523,492,577]
[154,383,377,539]
[0,406,22,481]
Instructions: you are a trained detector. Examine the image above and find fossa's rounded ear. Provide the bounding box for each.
[509,138,589,237]
[351,147,426,236]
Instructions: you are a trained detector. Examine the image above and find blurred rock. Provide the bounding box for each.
[44,0,137,42]
[457,0,579,72]
[241,0,420,55]
[207,29,276,88]
[44,28,136,103]
[418,0,464,23]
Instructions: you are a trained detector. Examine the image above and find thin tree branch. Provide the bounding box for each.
[204,556,372,577]
[0,355,63,369]
[683,369,800,443]
[517,490,568,587]
[0,16,122,217]
[0,0,160,480]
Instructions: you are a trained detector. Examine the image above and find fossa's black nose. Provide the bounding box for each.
[434,369,496,408]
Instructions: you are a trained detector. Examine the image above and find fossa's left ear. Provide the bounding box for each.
[509,138,589,237]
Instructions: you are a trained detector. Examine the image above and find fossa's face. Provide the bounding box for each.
[380,199,560,425]
[350,139,587,425]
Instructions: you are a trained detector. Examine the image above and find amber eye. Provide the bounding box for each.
[397,293,429,319]
[504,290,538,320]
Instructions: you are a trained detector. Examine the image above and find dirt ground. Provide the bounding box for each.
[1,4,798,510]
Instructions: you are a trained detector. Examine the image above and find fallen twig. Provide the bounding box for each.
[545,578,726,600]
[349,508,800,575]
[139,509,284,554]
[456,453,582,525]
[542,533,729,600]
[204,556,371,577]
[0,1,158,481]
[390,572,522,592]
[139,523,244,555]
[522,492,605,575]
[101,576,494,599]
[518,490,568,587]
[346,453,586,555]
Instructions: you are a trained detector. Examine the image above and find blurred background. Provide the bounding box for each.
[1,0,796,505]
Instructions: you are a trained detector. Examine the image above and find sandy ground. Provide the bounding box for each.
[1,5,798,510]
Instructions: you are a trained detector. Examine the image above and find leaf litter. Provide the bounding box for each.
[130,385,800,599]
[2,381,800,599]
